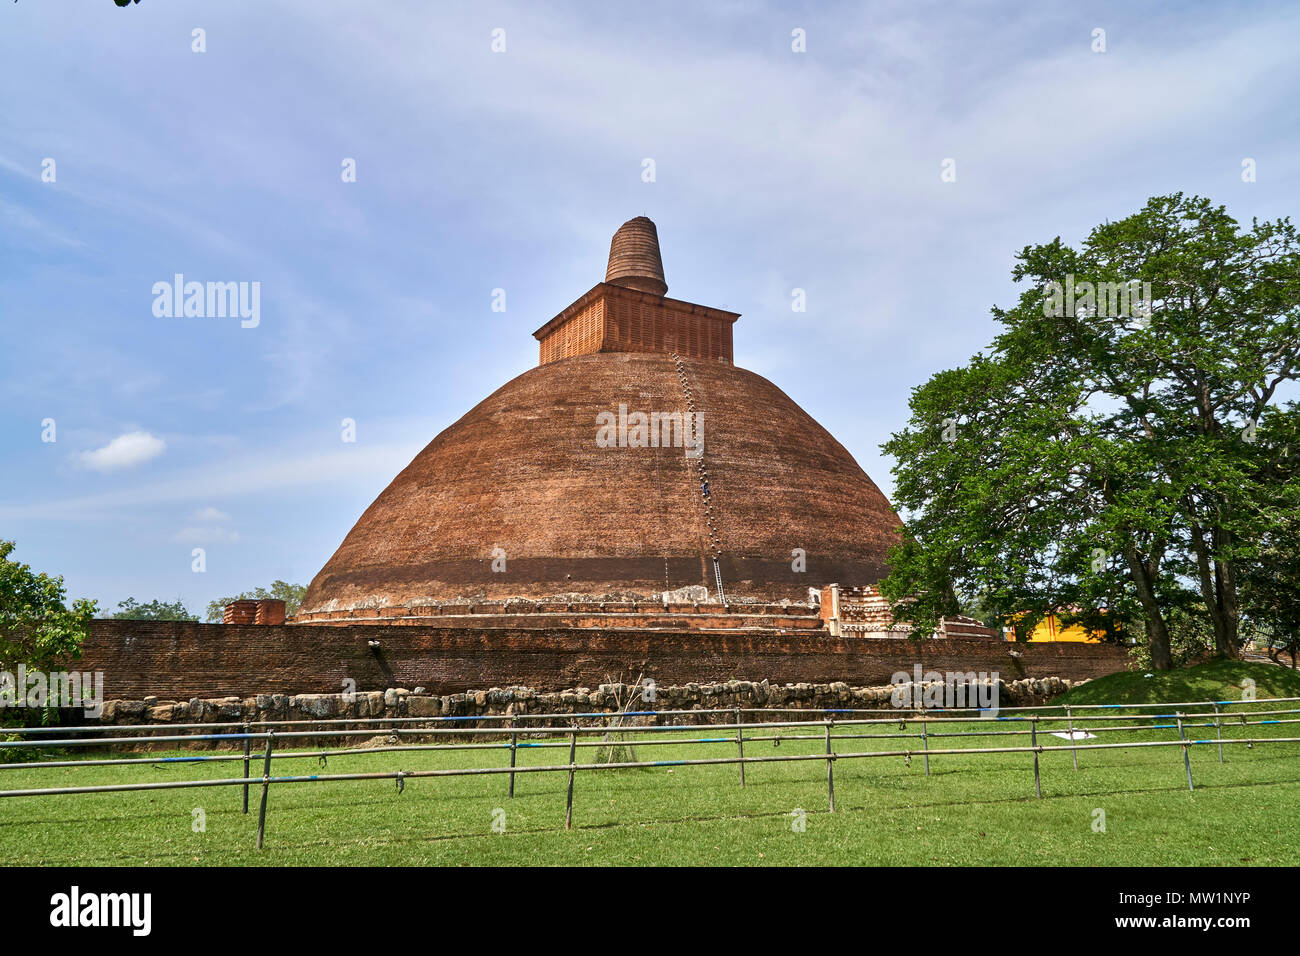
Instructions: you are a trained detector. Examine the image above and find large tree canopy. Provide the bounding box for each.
[0,540,97,671]
[880,194,1300,669]
[112,598,199,622]
[1238,404,1300,666]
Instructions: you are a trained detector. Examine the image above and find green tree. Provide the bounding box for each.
[205,580,307,622]
[1239,404,1300,668]
[112,597,199,621]
[0,540,97,671]
[881,195,1300,669]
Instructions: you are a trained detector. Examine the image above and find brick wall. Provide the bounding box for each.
[74,619,1130,700]
[536,296,605,365]
[534,283,738,366]
[294,601,822,630]
[601,289,735,363]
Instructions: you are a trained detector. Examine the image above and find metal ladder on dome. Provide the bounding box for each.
[670,352,726,605]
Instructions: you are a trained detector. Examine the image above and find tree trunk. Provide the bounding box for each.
[1187,517,1244,659]
[1124,544,1173,669]
[1189,521,1232,656]
[1215,534,1241,657]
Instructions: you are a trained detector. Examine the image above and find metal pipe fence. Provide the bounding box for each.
[2,697,1298,848]
[8,695,1297,735]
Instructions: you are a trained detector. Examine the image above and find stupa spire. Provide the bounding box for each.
[605,216,668,297]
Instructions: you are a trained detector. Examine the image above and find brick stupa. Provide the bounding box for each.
[300,217,902,616]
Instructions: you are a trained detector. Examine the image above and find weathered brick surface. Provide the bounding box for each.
[76,619,1130,700]
[604,216,668,296]
[535,285,738,366]
[535,216,736,365]
[302,351,904,612]
[254,599,286,625]
[222,600,257,625]
[295,601,822,630]
[303,216,903,612]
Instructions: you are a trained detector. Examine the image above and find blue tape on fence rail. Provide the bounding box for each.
[0,731,257,749]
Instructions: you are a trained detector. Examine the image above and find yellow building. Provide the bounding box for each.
[1005,612,1105,643]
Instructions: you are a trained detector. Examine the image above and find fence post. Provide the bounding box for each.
[921,718,930,777]
[824,719,835,812]
[256,731,274,850]
[1030,718,1042,798]
[1177,715,1194,791]
[241,722,251,813]
[1065,705,1078,771]
[564,725,577,830]
[508,717,518,798]
[1212,703,1224,764]
[735,706,745,788]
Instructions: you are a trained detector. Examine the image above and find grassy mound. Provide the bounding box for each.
[1055,658,1300,707]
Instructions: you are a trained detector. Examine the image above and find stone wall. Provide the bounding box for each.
[74,619,1130,701]
[93,675,1079,738]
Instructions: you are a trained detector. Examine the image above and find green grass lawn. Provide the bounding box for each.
[1053,658,1300,708]
[1,670,1297,866]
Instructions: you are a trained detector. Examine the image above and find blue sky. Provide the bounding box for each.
[1,1,1297,616]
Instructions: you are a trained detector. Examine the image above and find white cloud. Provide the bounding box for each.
[78,431,166,471]
[0,196,86,250]
[2,440,423,521]
[173,525,240,544]
[176,506,237,541]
